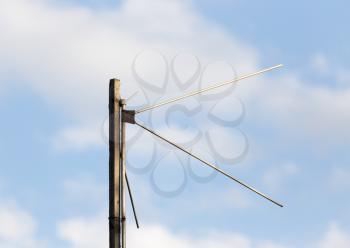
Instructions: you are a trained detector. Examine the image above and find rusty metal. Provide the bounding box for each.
[122,110,136,124]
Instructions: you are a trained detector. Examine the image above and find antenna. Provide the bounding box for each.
[135,64,283,114]
[108,64,284,248]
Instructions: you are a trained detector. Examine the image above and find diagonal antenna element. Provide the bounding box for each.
[125,172,140,228]
[135,122,283,208]
[135,64,283,114]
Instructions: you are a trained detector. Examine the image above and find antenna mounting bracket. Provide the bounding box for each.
[122,110,136,124]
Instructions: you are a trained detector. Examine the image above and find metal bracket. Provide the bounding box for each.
[122,110,136,124]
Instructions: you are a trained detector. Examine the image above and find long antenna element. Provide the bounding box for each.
[135,122,283,208]
[135,64,283,114]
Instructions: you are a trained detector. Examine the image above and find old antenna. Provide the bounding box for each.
[108,64,284,248]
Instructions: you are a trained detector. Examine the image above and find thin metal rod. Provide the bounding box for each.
[135,122,283,208]
[125,172,140,228]
[135,64,283,114]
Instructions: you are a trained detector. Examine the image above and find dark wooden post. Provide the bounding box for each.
[109,79,121,248]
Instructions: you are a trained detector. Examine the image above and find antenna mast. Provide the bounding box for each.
[108,64,284,248]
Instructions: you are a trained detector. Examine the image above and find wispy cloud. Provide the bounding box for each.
[317,222,350,248]
[0,0,258,152]
[0,199,43,248]
[57,212,288,248]
[57,212,350,248]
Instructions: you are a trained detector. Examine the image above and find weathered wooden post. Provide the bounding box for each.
[109,79,122,248]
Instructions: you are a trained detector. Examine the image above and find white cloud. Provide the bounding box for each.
[317,223,350,248]
[1,0,350,155]
[57,214,107,248]
[56,213,350,248]
[52,123,105,152]
[0,199,42,248]
[0,201,335,248]
[57,213,291,248]
[0,0,259,151]
[238,73,350,148]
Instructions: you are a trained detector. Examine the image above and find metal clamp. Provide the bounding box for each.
[122,110,136,124]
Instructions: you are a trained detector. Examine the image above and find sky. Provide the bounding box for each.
[0,0,350,247]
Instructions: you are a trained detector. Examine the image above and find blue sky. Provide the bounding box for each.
[0,0,350,247]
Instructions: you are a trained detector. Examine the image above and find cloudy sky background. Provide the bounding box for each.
[1,0,350,247]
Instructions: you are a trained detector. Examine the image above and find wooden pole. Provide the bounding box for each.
[109,79,122,248]
[120,99,127,248]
